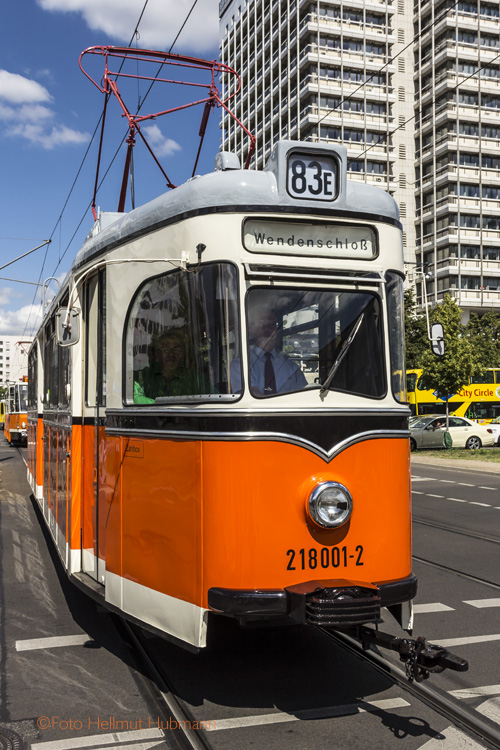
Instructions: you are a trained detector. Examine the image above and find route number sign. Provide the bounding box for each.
[287,152,338,201]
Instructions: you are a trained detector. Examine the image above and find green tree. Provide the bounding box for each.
[420,295,483,427]
[404,288,428,368]
[465,310,500,367]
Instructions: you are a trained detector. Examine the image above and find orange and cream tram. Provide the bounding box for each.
[26,138,467,679]
[5,381,28,444]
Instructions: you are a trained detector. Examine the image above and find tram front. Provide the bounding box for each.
[202,142,414,636]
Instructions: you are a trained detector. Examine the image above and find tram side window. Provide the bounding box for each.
[43,317,59,408]
[125,263,240,403]
[19,385,28,411]
[28,346,38,410]
[386,273,406,402]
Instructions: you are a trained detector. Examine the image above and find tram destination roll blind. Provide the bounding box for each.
[243,218,377,259]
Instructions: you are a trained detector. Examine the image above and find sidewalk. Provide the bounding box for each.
[411,453,500,474]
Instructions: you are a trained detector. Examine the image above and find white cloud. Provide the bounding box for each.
[0,272,66,335]
[0,304,43,336]
[0,69,90,149]
[0,70,52,104]
[0,102,53,125]
[142,124,181,157]
[0,287,19,307]
[36,0,218,53]
[8,123,90,149]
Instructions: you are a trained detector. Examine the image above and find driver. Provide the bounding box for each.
[231,305,307,395]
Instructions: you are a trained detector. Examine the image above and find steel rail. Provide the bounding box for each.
[115,618,214,750]
[319,627,500,750]
[413,555,500,592]
[413,518,500,545]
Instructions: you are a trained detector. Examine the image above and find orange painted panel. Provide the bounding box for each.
[200,438,411,605]
[82,424,97,556]
[119,437,202,605]
[97,425,107,562]
[36,418,44,488]
[5,413,27,443]
[101,435,410,612]
[99,435,123,576]
[69,424,82,550]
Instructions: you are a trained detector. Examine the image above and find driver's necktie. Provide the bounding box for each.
[264,352,277,394]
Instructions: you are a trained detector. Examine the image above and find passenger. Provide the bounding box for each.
[230,305,307,395]
[134,329,211,403]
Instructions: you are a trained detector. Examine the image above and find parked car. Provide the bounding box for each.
[487,416,500,446]
[409,415,496,451]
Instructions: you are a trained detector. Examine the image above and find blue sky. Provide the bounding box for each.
[0,0,219,334]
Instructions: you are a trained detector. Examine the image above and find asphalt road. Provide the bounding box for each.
[409,462,500,723]
[2,440,499,750]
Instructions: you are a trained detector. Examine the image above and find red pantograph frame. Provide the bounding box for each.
[79,46,257,218]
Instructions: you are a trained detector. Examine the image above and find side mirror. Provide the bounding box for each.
[56,308,80,346]
[430,322,445,356]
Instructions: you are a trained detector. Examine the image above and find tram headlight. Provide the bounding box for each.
[21,421,27,429]
[308,482,353,528]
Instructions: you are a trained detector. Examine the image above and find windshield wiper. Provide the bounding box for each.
[320,312,365,394]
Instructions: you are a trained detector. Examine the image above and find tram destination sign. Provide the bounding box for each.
[243,219,377,259]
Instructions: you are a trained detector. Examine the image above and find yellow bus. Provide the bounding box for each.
[407,368,500,423]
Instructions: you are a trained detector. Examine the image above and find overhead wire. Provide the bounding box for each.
[351,50,500,166]
[49,0,200,281]
[23,0,153,333]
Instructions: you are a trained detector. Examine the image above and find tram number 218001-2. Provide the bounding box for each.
[286,545,364,571]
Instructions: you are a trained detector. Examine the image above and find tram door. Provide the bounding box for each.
[82,271,106,583]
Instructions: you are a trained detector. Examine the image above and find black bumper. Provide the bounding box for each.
[208,574,417,628]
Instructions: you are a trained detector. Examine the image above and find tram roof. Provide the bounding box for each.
[74,140,400,271]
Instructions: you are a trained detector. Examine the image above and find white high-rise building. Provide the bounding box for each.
[0,335,32,389]
[219,0,500,321]
[413,0,500,320]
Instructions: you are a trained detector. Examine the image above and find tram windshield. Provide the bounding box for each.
[239,287,386,399]
[126,263,241,403]
[126,265,390,403]
[18,384,28,411]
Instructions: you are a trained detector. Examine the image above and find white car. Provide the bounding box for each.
[409,415,496,451]
[487,416,500,446]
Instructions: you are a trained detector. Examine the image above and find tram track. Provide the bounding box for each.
[115,605,500,750]
[113,616,214,750]
[319,627,500,750]
[413,555,500,592]
[413,517,500,545]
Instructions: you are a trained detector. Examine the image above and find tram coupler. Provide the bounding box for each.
[347,626,469,683]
